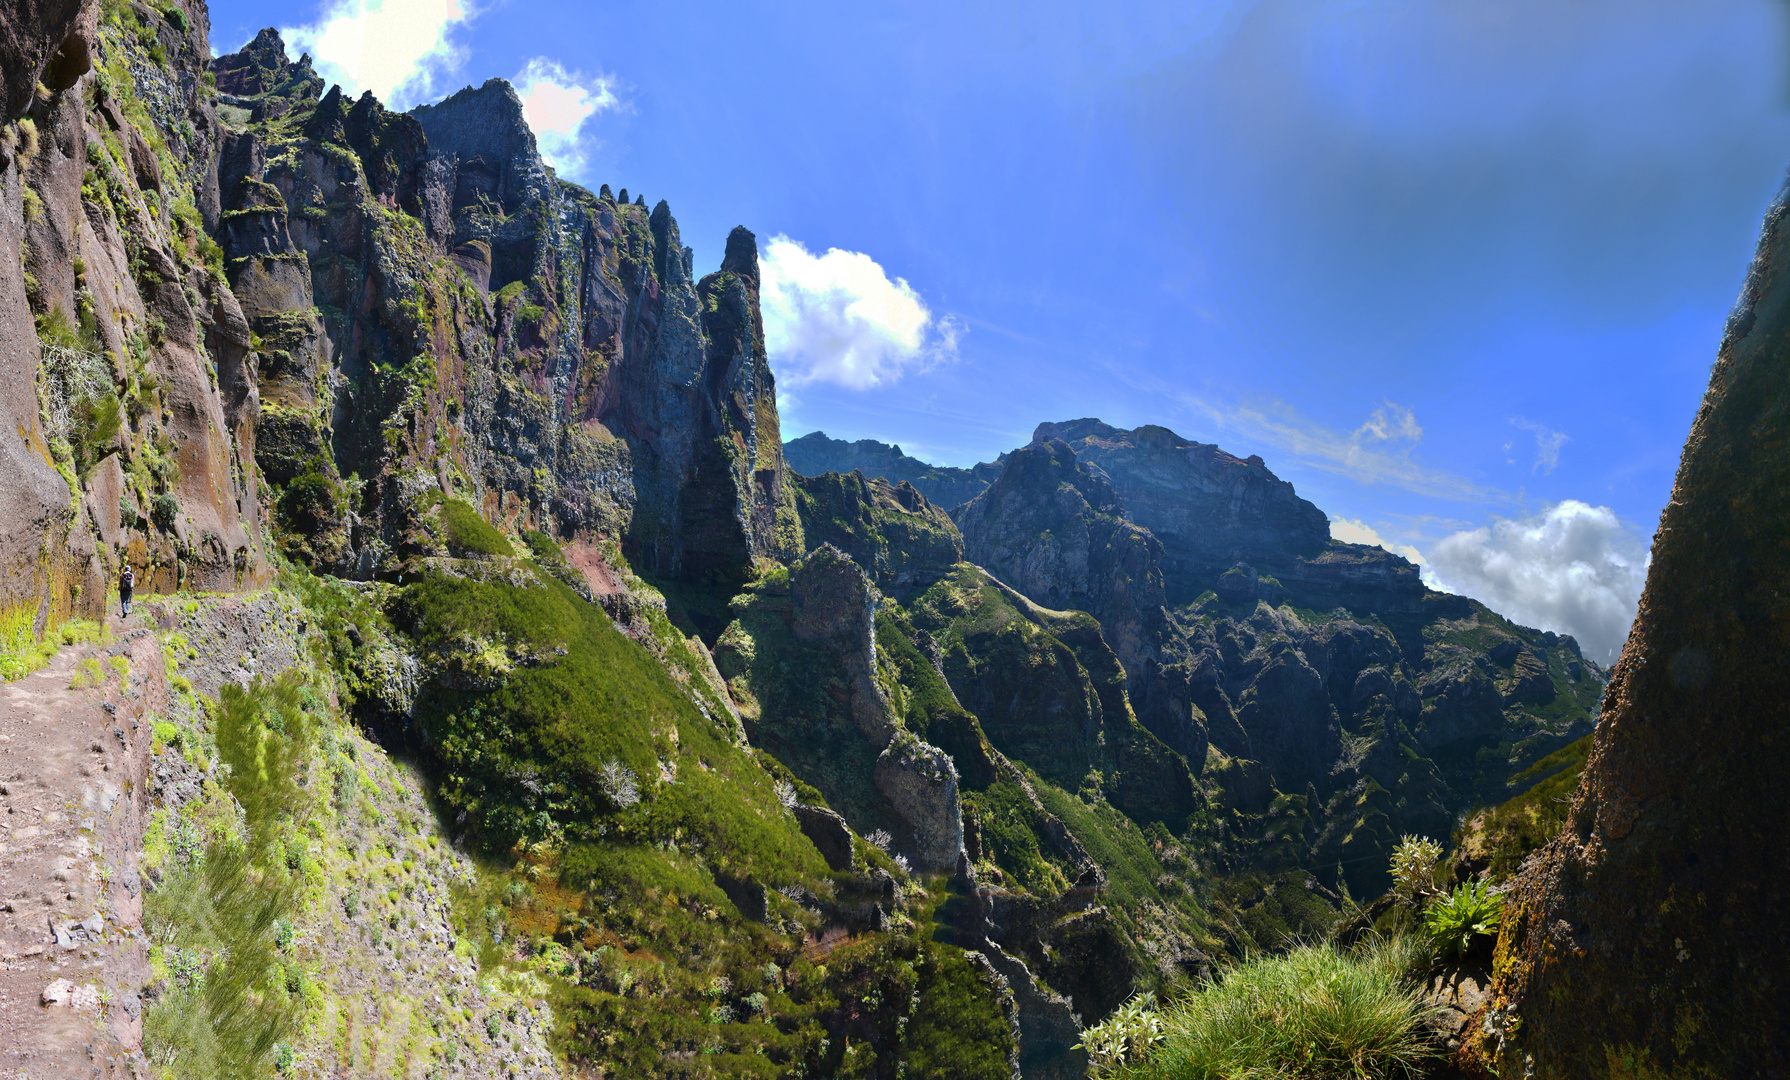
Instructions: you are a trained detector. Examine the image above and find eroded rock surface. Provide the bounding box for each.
[1480,166,1790,1080]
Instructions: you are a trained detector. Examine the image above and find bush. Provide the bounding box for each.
[1078,996,1166,1073]
[152,493,180,531]
[1389,834,1443,906]
[1109,938,1434,1079]
[1423,880,1503,959]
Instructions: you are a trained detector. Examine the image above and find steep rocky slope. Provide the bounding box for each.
[785,430,1001,510]
[1473,171,1790,1079]
[208,38,798,583]
[15,2,1753,1078]
[956,423,1606,900]
[4,0,265,631]
[789,469,963,595]
[1,7,1022,1076]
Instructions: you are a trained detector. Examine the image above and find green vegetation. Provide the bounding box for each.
[436,496,514,557]
[1450,733,1591,882]
[1101,937,1434,1079]
[789,470,961,593]
[1389,834,1443,904]
[143,674,318,1078]
[907,565,1197,829]
[1207,868,1343,953]
[398,571,813,873]
[0,612,109,681]
[388,565,1019,1075]
[1423,880,1502,959]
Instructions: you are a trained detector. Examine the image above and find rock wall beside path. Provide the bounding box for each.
[1478,173,1790,1079]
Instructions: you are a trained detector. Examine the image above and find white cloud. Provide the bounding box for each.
[1329,517,1427,566]
[759,236,959,390]
[285,0,470,109]
[1511,416,1569,474]
[1426,500,1650,665]
[512,58,622,179]
[1354,401,1423,443]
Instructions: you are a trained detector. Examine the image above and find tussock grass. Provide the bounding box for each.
[1111,936,1434,1080]
[143,673,316,1078]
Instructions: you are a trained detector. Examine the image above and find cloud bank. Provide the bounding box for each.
[285,0,471,109]
[512,58,621,179]
[759,236,959,390]
[1329,516,1427,567]
[1426,500,1649,665]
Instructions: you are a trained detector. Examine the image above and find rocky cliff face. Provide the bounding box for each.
[210,39,797,583]
[717,544,967,873]
[791,468,963,595]
[954,420,1605,899]
[1477,173,1790,1079]
[3,0,264,630]
[956,438,1167,673]
[785,429,1001,509]
[1033,419,1332,600]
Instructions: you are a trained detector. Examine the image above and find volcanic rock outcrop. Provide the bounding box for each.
[212,42,797,581]
[791,468,963,595]
[4,0,262,624]
[1477,170,1790,1078]
[718,544,966,873]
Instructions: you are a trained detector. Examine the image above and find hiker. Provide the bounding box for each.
[120,565,134,618]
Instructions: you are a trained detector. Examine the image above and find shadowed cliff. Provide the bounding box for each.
[1476,167,1790,1080]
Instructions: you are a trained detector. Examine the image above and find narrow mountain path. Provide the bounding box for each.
[0,613,167,1079]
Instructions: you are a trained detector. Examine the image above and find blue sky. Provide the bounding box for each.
[203,0,1790,660]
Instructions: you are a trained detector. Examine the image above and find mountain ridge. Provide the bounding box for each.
[4,4,1774,1078]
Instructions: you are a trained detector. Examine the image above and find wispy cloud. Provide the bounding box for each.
[1160,390,1508,505]
[1426,499,1649,664]
[512,58,623,179]
[759,236,960,390]
[1510,416,1569,474]
[284,0,472,109]
[1354,401,1422,443]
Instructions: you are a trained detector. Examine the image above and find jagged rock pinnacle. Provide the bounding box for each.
[722,226,759,283]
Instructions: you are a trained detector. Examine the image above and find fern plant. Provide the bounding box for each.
[1424,880,1504,958]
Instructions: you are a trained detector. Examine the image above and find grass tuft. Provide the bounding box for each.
[1108,936,1434,1079]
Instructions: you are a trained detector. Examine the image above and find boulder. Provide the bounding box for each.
[793,804,855,872]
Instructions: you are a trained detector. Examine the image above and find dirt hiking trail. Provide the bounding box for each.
[0,613,168,1079]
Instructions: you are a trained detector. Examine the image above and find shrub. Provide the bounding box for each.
[278,469,337,534]
[1389,834,1443,906]
[596,758,639,809]
[1110,939,1434,1079]
[1078,996,1166,1073]
[1423,880,1503,959]
[151,493,180,531]
[70,657,104,689]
